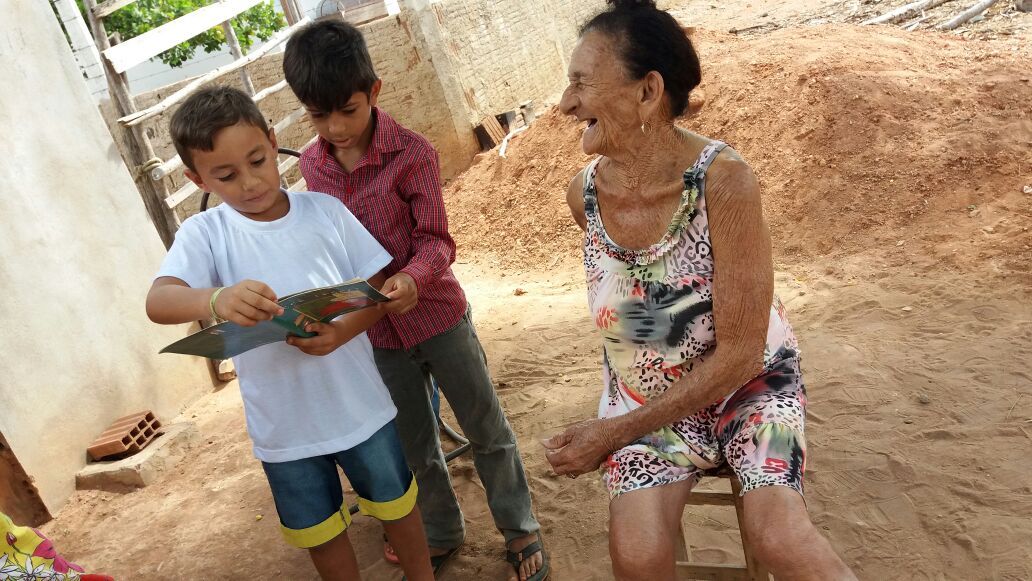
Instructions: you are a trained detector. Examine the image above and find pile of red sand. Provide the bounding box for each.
[443,110,593,268]
[444,25,1031,281]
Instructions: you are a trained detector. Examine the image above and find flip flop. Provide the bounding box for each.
[506,535,549,581]
[401,545,461,580]
[383,533,400,565]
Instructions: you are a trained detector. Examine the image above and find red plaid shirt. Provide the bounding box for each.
[300,108,466,350]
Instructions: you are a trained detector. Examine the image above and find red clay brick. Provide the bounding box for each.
[87,411,163,461]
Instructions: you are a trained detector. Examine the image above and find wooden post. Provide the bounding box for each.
[279,0,301,25]
[84,0,179,249]
[220,20,256,95]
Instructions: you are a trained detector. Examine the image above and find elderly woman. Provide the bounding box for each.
[542,2,858,580]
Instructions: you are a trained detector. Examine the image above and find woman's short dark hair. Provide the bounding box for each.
[170,85,270,172]
[581,0,701,118]
[283,19,378,113]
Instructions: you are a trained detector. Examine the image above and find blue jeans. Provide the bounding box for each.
[373,309,539,548]
[261,420,416,548]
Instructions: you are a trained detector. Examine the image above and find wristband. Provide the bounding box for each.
[209,287,226,322]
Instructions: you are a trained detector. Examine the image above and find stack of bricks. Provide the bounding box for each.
[86,411,163,462]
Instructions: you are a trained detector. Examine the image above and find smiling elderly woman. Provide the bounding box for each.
[541,2,858,580]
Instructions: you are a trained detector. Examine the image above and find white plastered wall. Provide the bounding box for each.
[0,0,211,513]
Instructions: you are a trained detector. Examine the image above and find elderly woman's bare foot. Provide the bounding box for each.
[506,532,548,581]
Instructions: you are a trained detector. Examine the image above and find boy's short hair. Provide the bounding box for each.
[170,86,271,172]
[283,20,378,112]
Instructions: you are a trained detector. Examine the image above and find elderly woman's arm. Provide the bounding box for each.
[567,170,588,231]
[545,157,775,476]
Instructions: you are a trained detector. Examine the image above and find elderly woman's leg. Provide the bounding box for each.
[743,486,857,580]
[717,357,856,579]
[608,479,694,581]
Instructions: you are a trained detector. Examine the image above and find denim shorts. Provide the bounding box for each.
[261,420,416,548]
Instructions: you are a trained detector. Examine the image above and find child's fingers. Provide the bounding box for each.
[243,280,278,302]
[303,322,332,335]
[219,283,281,320]
[385,286,417,306]
[287,337,320,354]
[287,327,336,355]
[384,287,408,301]
[229,301,274,323]
[243,291,283,316]
[222,304,266,327]
[289,333,327,347]
[227,314,260,327]
[380,277,399,294]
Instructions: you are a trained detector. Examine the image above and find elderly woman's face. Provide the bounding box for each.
[560,31,643,157]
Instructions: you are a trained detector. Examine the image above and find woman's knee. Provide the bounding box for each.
[743,487,817,568]
[609,516,676,580]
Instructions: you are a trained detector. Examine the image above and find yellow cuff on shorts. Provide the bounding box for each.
[357,477,418,521]
[280,503,352,549]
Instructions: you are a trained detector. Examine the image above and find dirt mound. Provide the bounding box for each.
[444,110,592,268]
[444,25,1032,282]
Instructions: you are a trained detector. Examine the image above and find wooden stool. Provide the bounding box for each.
[676,465,771,581]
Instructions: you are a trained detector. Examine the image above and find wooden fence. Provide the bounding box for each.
[82,0,312,249]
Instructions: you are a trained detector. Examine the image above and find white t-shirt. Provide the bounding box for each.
[156,190,396,463]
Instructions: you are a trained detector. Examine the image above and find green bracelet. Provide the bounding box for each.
[209,287,226,322]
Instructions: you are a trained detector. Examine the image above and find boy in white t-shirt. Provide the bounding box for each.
[146,86,433,581]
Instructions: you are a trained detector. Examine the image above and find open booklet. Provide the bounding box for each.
[160,278,389,360]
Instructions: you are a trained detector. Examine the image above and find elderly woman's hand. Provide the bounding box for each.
[542,419,620,478]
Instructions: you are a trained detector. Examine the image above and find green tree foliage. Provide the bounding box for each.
[83,0,285,68]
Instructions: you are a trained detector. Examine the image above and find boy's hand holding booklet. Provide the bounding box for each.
[161,278,388,359]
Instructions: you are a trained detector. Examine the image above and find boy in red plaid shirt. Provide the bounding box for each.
[284,20,548,581]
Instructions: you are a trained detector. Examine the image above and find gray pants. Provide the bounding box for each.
[373,310,540,549]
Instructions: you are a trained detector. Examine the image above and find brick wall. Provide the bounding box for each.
[362,13,478,178]
[426,0,605,123]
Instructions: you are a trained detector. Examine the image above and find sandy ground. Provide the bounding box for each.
[42,2,1032,580]
[42,256,1032,580]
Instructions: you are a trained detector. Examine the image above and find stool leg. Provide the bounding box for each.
[675,512,691,564]
[731,477,772,581]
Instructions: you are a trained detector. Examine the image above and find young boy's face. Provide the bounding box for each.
[184,122,287,222]
[306,79,382,156]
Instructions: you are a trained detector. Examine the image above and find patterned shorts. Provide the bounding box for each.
[603,356,807,498]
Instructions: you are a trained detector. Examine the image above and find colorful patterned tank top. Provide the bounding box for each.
[582,142,799,467]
